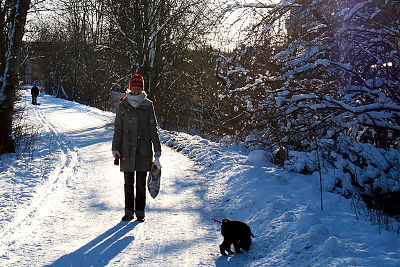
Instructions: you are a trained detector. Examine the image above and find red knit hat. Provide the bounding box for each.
[129,74,144,91]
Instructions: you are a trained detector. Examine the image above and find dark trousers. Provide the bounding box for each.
[124,171,147,217]
[32,96,37,104]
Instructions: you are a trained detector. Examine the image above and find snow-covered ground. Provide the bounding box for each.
[0,89,399,266]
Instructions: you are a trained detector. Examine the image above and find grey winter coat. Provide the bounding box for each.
[112,97,161,172]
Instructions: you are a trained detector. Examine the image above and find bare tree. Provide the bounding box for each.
[103,0,214,101]
[27,0,224,135]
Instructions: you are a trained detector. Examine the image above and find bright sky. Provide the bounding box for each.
[25,0,281,50]
[215,0,281,51]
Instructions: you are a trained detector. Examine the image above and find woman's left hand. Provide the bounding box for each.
[154,155,162,169]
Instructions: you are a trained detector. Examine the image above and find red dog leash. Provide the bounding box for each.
[213,216,222,224]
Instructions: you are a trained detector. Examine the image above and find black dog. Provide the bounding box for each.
[219,218,254,255]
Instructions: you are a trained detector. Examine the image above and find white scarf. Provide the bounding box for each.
[126,91,147,108]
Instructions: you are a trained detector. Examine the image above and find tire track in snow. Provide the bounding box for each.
[0,106,80,256]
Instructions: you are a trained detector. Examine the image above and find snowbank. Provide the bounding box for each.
[158,130,400,266]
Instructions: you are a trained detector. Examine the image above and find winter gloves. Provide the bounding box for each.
[112,150,120,159]
[154,151,162,169]
[154,156,162,169]
[112,150,120,165]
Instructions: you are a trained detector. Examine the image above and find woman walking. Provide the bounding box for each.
[112,74,161,222]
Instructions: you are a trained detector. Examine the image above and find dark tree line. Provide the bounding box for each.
[27,0,223,137]
[0,0,31,154]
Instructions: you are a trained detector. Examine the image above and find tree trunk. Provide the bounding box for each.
[0,0,31,155]
[0,0,10,76]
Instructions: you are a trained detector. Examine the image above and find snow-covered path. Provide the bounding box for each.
[0,91,219,266]
[1,90,400,267]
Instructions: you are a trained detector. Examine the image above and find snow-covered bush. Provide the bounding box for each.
[217,0,400,219]
[218,0,400,149]
[284,137,400,222]
[247,149,271,164]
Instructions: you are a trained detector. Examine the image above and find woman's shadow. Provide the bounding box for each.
[46,221,139,267]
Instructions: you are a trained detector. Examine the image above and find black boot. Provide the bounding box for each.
[121,209,134,221]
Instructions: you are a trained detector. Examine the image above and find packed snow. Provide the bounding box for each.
[0,88,399,266]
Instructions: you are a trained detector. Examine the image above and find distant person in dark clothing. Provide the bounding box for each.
[31,83,39,104]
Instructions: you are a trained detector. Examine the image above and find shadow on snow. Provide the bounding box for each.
[46,221,139,267]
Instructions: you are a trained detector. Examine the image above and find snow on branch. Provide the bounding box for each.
[282,59,330,79]
[324,96,400,114]
[342,0,372,22]
[238,3,277,9]
[283,92,400,116]
[147,16,172,48]
[275,89,400,134]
